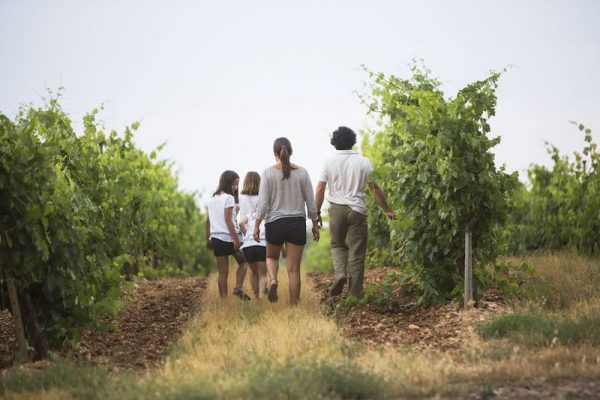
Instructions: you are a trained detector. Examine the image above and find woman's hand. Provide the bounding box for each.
[233,238,241,251]
[312,220,320,242]
[206,239,213,250]
[253,226,260,242]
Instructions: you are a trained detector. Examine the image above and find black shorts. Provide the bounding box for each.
[242,246,266,263]
[211,238,235,257]
[265,217,306,246]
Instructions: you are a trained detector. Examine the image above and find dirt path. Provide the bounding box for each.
[0,276,207,371]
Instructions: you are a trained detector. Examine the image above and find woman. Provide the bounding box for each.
[254,137,320,305]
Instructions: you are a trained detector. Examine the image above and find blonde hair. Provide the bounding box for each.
[241,171,261,195]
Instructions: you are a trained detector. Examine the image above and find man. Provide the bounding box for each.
[315,126,395,298]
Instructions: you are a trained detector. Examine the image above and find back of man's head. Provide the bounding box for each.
[331,126,356,150]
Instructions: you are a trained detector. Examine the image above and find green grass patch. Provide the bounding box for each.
[242,358,386,400]
[0,359,119,400]
[479,313,600,346]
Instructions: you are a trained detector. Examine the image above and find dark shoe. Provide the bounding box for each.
[268,281,278,303]
[330,275,347,296]
[233,288,251,301]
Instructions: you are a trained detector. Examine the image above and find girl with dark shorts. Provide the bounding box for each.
[253,137,320,305]
[238,171,269,297]
[205,170,250,300]
[240,210,267,298]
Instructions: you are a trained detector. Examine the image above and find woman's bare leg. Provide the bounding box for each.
[285,242,304,305]
[266,243,282,302]
[216,256,229,298]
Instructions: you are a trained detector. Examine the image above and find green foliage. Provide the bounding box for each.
[303,220,333,273]
[362,62,517,304]
[505,123,600,255]
[364,271,401,310]
[478,313,600,347]
[0,97,213,346]
[478,261,536,300]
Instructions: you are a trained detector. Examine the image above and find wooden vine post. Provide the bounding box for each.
[5,273,30,363]
[464,227,473,308]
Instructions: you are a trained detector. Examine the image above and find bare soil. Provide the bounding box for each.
[308,268,509,352]
[0,309,16,369]
[0,277,207,371]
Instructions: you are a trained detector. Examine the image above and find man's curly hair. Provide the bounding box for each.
[330,126,356,150]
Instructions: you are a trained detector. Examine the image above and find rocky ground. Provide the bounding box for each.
[0,277,207,371]
[308,268,509,352]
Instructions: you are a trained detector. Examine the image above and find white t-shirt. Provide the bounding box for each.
[238,194,259,224]
[208,193,241,242]
[240,212,266,249]
[319,150,374,215]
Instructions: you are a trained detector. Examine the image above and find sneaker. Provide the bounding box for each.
[268,281,278,303]
[233,288,251,301]
[330,275,347,296]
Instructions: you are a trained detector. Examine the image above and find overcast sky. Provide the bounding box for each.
[2,0,599,201]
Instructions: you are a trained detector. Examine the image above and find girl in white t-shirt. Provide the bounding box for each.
[238,171,270,297]
[205,170,250,300]
[240,211,267,298]
[238,171,261,224]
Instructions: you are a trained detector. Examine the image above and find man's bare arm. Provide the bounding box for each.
[368,182,395,220]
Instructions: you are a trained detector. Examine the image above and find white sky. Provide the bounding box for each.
[2,0,599,201]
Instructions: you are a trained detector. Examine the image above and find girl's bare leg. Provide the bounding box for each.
[285,242,304,305]
[216,256,229,298]
[233,252,248,292]
[257,261,268,298]
[248,262,260,298]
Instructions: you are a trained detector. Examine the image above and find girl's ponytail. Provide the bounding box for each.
[273,137,293,180]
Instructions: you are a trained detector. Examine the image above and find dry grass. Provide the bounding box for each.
[151,270,450,398]
[505,252,600,310]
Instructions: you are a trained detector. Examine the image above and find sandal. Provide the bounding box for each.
[233,288,251,301]
[268,280,278,303]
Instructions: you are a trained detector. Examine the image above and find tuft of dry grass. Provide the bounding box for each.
[505,252,600,310]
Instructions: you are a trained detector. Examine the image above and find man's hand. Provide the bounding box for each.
[206,239,213,250]
[368,181,395,221]
[233,238,241,252]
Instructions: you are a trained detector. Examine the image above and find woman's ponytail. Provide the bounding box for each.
[273,137,293,180]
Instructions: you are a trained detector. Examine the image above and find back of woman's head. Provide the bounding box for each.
[273,137,293,179]
[241,171,261,195]
[214,170,240,202]
[330,126,356,150]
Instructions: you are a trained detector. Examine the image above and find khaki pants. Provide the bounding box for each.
[329,203,368,298]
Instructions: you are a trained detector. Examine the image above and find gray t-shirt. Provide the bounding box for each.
[256,166,318,223]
